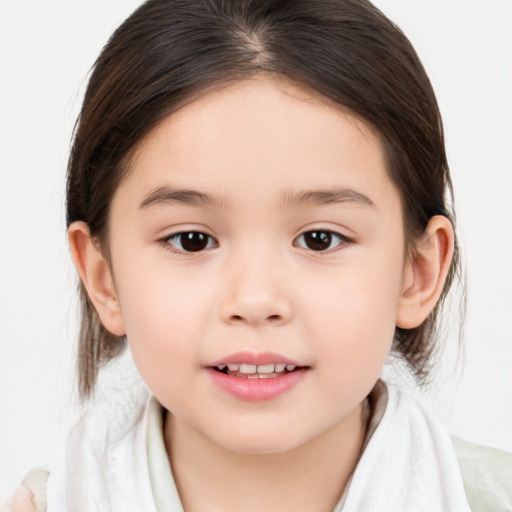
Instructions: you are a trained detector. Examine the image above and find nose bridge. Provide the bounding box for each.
[220,239,292,326]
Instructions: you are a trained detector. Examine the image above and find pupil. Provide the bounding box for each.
[182,232,208,252]
[305,231,331,251]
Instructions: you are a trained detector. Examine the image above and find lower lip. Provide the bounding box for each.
[207,368,307,401]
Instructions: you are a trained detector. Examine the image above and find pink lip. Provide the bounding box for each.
[208,351,301,367]
[207,367,307,401]
[206,351,308,401]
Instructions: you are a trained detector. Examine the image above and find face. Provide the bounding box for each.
[107,78,408,454]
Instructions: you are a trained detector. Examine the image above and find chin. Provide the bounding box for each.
[209,428,310,456]
[224,441,300,456]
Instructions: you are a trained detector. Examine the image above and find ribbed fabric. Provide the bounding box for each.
[46,384,157,512]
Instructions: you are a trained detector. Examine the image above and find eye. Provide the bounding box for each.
[294,230,348,252]
[164,231,217,253]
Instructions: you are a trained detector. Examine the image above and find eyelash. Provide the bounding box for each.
[293,230,350,252]
[160,229,351,255]
[161,231,218,254]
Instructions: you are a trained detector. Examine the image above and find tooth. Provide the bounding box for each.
[227,364,240,371]
[247,374,259,379]
[257,364,275,374]
[258,373,274,379]
[275,364,286,372]
[217,365,226,370]
[239,364,257,374]
[286,365,296,371]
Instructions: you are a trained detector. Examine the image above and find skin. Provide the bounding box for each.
[68,77,454,512]
[1,487,36,512]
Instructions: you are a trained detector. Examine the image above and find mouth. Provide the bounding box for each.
[207,352,309,401]
[212,362,303,379]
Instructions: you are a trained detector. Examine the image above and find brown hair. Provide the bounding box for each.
[67,0,461,399]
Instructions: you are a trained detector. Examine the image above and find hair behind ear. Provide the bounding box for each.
[76,287,126,401]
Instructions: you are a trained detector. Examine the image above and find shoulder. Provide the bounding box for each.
[1,467,49,512]
[452,435,512,511]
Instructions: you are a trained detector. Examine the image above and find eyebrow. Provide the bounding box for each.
[139,185,375,211]
[281,188,375,209]
[139,186,227,210]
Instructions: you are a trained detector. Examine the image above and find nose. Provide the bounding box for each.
[219,251,292,327]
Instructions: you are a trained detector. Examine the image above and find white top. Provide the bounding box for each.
[15,379,512,511]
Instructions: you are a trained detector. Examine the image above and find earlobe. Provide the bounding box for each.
[68,221,126,336]
[396,215,454,329]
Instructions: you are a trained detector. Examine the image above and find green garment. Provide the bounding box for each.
[452,435,512,512]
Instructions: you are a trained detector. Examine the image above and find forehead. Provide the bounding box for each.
[116,77,396,212]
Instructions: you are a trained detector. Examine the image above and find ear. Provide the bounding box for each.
[396,215,455,329]
[68,221,126,336]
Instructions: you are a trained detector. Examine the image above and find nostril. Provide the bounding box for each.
[228,313,283,324]
[222,297,291,326]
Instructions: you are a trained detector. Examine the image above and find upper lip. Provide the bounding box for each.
[208,351,304,367]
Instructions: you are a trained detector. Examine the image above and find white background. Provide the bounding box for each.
[0,0,511,501]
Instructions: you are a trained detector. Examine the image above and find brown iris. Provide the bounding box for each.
[302,231,334,251]
[176,232,211,252]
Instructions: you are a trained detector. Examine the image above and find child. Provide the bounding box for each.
[4,0,511,510]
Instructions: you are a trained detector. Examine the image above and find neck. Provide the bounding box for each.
[165,401,370,512]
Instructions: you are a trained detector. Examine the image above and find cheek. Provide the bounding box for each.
[301,249,403,378]
[114,262,215,385]
[307,287,396,368]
